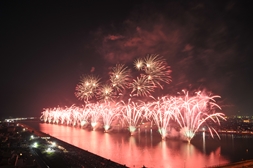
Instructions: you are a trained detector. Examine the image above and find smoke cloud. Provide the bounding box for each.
[91,1,252,113]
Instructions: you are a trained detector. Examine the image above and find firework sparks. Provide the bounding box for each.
[75,75,101,101]
[109,64,131,92]
[40,108,50,123]
[147,97,175,140]
[134,54,172,89]
[74,54,172,101]
[173,90,226,143]
[79,105,91,127]
[41,90,226,143]
[86,102,102,130]
[144,54,172,88]
[130,76,155,97]
[41,54,226,143]
[97,84,115,102]
[99,102,121,132]
[134,58,144,70]
[120,100,145,135]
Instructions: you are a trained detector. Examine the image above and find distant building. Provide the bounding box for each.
[243,119,250,123]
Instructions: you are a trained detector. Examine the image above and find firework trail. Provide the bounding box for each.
[51,107,62,124]
[59,109,71,125]
[173,90,226,143]
[62,107,72,125]
[70,106,82,127]
[99,102,121,132]
[40,108,50,123]
[41,90,226,142]
[120,99,145,135]
[78,105,91,127]
[147,97,175,140]
[85,102,102,130]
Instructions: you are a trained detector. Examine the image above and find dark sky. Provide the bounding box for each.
[1,0,253,118]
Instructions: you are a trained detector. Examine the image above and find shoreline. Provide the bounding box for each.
[19,120,253,168]
[19,122,128,168]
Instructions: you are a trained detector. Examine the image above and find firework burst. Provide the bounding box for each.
[97,84,115,102]
[42,54,226,143]
[134,58,144,70]
[109,64,131,92]
[130,76,155,97]
[134,54,172,89]
[75,74,101,101]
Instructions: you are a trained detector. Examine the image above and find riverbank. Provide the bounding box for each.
[18,120,253,168]
[208,159,253,168]
[19,122,128,168]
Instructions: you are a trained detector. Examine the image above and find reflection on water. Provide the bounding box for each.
[38,123,233,168]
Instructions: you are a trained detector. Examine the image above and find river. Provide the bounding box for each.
[22,121,253,168]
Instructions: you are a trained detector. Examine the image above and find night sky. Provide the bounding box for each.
[1,0,253,119]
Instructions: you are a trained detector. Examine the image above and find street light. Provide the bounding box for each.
[33,142,38,148]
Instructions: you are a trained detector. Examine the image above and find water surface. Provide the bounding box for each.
[22,122,253,168]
